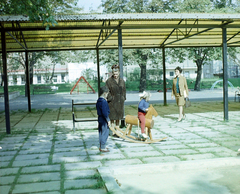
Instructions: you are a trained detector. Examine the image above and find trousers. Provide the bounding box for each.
[98,116,109,149]
[138,112,146,133]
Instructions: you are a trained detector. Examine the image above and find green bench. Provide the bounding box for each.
[72,100,97,131]
[33,86,58,95]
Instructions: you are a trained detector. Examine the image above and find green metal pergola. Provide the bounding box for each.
[1,13,240,134]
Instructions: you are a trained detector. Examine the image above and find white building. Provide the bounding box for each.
[7,63,69,86]
[165,59,198,80]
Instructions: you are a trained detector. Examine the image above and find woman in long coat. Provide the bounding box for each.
[171,66,189,122]
[106,64,126,127]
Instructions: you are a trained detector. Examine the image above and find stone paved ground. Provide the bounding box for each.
[0,106,240,193]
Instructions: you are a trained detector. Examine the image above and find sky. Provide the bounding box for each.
[77,0,103,13]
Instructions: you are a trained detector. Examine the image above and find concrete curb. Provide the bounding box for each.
[98,167,124,194]
[98,157,240,193]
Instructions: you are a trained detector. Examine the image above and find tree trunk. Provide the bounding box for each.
[194,59,203,91]
[49,63,56,83]
[29,52,36,85]
[139,63,146,92]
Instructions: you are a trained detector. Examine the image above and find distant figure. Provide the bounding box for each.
[171,66,189,122]
[138,91,151,139]
[106,64,126,129]
[96,86,111,152]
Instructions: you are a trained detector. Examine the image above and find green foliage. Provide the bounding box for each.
[0,0,81,29]
[177,0,213,13]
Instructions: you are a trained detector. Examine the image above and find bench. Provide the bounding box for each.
[235,87,240,102]
[33,86,58,95]
[72,100,98,130]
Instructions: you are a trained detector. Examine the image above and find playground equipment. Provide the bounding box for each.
[210,80,235,91]
[109,104,167,144]
[235,87,240,102]
[70,76,95,94]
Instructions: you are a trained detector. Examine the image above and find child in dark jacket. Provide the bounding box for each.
[96,86,111,152]
[138,91,151,139]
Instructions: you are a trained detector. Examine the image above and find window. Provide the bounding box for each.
[37,75,41,84]
[184,71,189,78]
[13,75,17,85]
[61,74,65,82]
[170,72,174,76]
[21,75,25,85]
[53,75,57,83]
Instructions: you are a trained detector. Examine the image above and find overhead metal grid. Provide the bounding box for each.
[0,13,240,52]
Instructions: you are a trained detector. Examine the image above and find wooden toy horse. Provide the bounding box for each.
[109,104,167,144]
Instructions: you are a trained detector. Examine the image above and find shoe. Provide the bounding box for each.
[177,117,182,122]
[142,134,148,139]
[99,148,110,152]
[183,114,186,120]
[112,134,119,138]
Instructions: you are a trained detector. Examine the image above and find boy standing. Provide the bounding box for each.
[96,86,111,152]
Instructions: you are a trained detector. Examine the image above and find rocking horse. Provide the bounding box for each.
[109,104,167,144]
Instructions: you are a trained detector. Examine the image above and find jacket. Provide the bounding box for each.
[96,97,110,123]
[171,75,189,97]
[106,76,126,120]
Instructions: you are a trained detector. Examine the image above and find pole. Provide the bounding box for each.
[25,51,31,112]
[118,29,125,127]
[96,48,100,97]
[1,28,11,134]
[222,27,228,121]
[162,47,167,106]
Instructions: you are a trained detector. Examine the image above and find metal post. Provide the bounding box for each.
[222,27,228,121]
[25,51,31,112]
[1,29,11,134]
[162,47,167,106]
[118,29,125,127]
[118,29,123,79]
[96,48,100,98]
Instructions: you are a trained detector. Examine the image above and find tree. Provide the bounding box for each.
[0,0,82,29]
[169,0,240,91]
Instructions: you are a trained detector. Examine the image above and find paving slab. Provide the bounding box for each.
[196,147,236,154]
[65,189,106,194]
[52,156,88,163]
[0,150,17,156]
[0,168,19,176]
[89,153,126,160]
[17,172,60,183]
[188,142,221,148]
[0,161,9,167]
[103,159,142,166]
[155,144,189,150]
[18,149,51,154]
[64,179,98,190]
[12,158,48,167]
[64,161,102,170]
[53,151,87,158]
[142,156,181,163]
[21,165,61,174]
[34,191,60,194]
[12,181,60,194]
[65,170,96,179]
[14,153,49,161]
[0,176,15,185]
[161,149,199,155]
[0,155,15,162]
[0,185,11,194]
